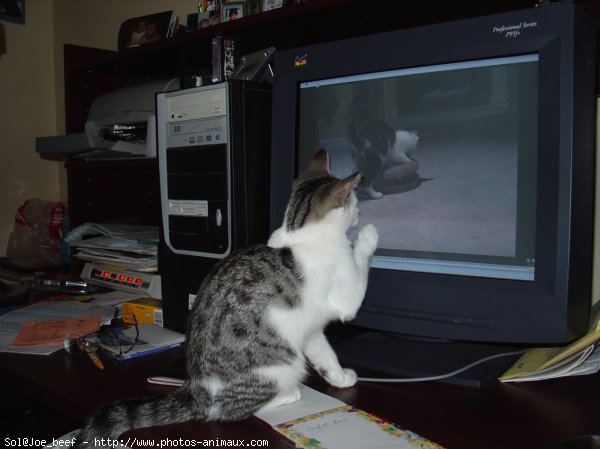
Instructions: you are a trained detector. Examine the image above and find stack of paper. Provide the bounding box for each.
[0,299,119,355]
[500,306,600,382]
[65,223,159,272]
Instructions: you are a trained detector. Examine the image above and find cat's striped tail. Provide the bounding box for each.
[73,386,208,449]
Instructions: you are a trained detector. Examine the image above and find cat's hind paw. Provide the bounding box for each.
[357,186,383,200]
[324,368,358,389]
[260,388,302,411]
[367,189,383,200]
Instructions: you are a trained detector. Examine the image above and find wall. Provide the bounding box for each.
[0,0,59,257]
[0,0,195,257]
[594,100,600,305]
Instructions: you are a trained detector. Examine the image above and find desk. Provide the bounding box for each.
[0,347,599,449]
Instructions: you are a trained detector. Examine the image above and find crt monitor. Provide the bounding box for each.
[269,4,597,385]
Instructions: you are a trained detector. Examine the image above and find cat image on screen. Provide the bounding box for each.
[73,149,378,448]
[347,117,420,200]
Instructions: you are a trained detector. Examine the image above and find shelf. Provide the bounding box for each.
[65,0,539,79]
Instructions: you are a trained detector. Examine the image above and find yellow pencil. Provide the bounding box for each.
[86,349,105,370]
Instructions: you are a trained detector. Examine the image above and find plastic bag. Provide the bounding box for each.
[5,198,66,267]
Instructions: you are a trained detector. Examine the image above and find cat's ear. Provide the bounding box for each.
[306,149,330,174]
[330,172,361,206]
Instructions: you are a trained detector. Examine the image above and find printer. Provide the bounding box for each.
[36,79,179,159]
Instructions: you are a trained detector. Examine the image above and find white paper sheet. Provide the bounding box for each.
[254,385,345,426]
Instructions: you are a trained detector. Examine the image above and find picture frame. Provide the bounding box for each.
[262,0,283,12]
[0,0,25,25]
[222,2,245,22]
[117,11,176,51]
[247,0,261,15]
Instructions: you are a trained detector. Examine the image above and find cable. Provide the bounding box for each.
[357,349,525,383]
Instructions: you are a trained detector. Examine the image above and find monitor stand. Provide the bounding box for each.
[333,331,523,388]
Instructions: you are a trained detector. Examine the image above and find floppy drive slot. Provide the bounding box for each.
[168,201,228,254]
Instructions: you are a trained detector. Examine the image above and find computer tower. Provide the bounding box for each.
[157,81,272,332]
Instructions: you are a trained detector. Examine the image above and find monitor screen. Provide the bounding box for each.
[297,55,538,281]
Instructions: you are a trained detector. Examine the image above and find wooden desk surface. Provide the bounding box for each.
[1,347,599,449]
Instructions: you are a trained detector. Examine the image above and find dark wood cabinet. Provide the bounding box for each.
[66,158,161,228]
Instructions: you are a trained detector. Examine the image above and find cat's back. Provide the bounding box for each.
[193,244,303,315]
[186,244,304,373]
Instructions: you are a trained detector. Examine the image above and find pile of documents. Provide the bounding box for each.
[65,223,158,272]
[0,293,126,355]
[500,305,600,382]
[0,292,183,358]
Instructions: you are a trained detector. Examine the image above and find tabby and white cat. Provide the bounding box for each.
[348,118,419,200]
[74,149,378,447]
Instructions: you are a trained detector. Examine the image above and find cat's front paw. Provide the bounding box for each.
[356,224,379,257]
[324,368,358,388]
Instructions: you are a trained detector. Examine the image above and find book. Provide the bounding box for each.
[211,37,223,83]
[223,38,236,80]
[99,323,184,361]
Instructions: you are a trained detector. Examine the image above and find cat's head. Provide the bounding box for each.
[395,129,419,150]
[285,149,361,232]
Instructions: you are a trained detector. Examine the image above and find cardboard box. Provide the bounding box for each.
[122,297,163,326]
